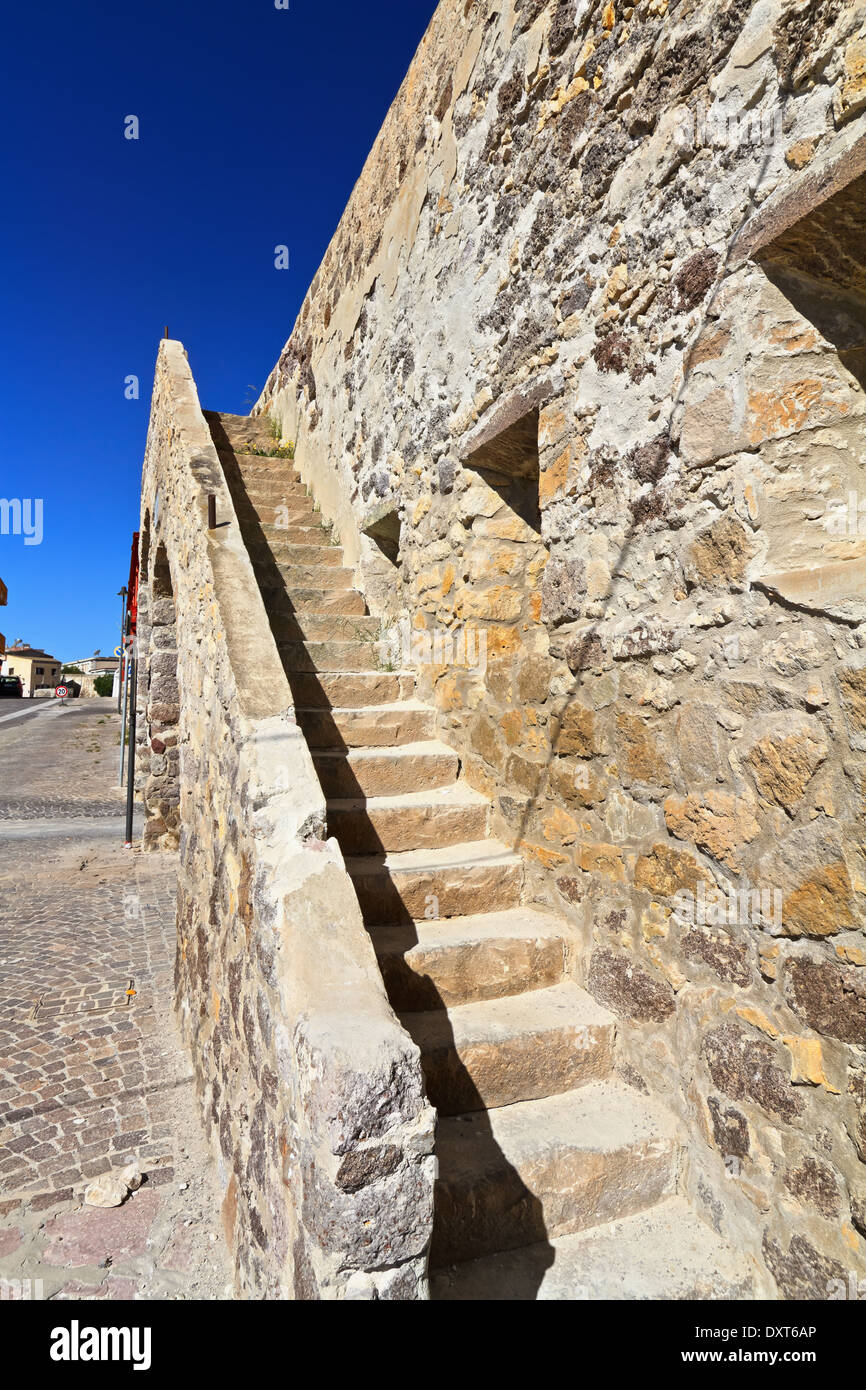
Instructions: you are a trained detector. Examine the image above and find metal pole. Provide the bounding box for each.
[124,650,138,847]
[117,589,127,713]
[207,494,216,530]
[118,646,130,786]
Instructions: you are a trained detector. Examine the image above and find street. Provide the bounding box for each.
[0,700,228,1299]
[0,699,71,731]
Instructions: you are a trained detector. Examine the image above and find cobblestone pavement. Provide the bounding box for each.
[0,700,230,1299]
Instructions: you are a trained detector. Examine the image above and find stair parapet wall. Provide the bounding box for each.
[138,340,435,1299]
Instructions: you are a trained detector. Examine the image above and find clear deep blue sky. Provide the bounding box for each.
[0,0,436,663]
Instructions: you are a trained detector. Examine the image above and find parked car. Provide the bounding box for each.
[0,675,23,698]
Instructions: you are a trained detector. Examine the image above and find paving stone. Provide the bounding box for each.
[50,1276,139,1301]
[0,1227,22,1257]
[42,1189,162,1267]
[0,703,229,1299]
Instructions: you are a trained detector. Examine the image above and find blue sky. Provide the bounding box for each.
[0,0,436,662]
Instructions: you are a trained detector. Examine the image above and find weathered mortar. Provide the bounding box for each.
[256,0,866,1294]
[138,341,435,1298]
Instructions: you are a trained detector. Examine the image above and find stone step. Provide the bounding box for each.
[288,613,380,644]
[233,457,302,478]
[236,476,308,494]
[204,411,276,452]
[287,671,415,707]
[249,523,327,545]
[235,510,319,538]
[239,474,305,491]
[403,983,615,1116]
[248,517,315,537]
[270,543,341,567]
[328,781,488,853]
[430,1198,756,1300]
[368,908,568,1011]
[300,700,434,749]
[266,529,338,551]
[279,639,378,673]
[312,740,459,798]
[264,567,355,592]
[430,1082,680,1268]
[254,512,322,533]
[248,501,318,519]
[237,491,312,511]
[235,469,306,491]
[231,463,297,482]
[257,522,328,542]
[239,489,312,511]
[234,446,298,461]
[269,612,378,647]
[288,589,367,617]
[345,839,523,925]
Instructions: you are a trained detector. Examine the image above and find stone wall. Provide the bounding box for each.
[72,673,117,699]
[256,0,866,1296]
[134,533,180,847]
[138,341,435,1298]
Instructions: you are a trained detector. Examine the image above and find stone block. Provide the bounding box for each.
[785,957,866,1044]
[588,948,675,1023]
[664,791,760,872]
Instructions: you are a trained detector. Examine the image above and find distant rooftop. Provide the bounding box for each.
[6,645,59,661]
[63,655,120,670]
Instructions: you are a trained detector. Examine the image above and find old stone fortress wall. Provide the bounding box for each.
[138,0,866,1298]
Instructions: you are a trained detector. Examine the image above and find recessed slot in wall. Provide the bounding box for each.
[152,540,175,600]
[362,504,402,566]
[746,166,866,622]
[462,406,541,534]
[756,171,866,389]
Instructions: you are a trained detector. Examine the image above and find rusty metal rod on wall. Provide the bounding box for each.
[207,494,216,530]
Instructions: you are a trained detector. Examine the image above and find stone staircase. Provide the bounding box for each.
[205,411,756,1300]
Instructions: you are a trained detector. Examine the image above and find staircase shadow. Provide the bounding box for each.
[404,998,556,1296]
[206,412,554,1298]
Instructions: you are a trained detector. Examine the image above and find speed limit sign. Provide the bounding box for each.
[55,685,68,700]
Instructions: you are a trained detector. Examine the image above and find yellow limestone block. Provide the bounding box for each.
[783,1035,842,1094]
[733,1003,780,1039]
